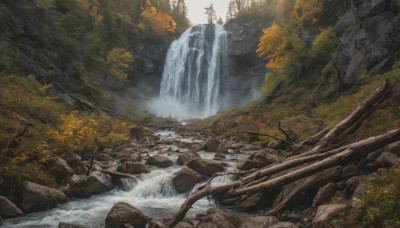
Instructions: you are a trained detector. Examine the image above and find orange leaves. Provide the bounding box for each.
[141,7,176,35]
[106,48,134,82]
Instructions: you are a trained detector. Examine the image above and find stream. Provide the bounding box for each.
[4,130,248,228]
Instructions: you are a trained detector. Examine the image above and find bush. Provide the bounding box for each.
[310,27,335,64]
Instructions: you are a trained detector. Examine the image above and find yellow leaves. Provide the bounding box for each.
[107,48,134,82]
[141,7,176,35]
[293,0,321,25]
[75,0,103,22]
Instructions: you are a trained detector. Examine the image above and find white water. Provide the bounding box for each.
[148,24,229,119]
[4,132,246,228]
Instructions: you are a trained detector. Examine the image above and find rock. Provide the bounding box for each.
[66,155,82,166]
[95,154,114,161]
[312,204,350,227]
[73,164,88,175]
[237,150,280,170]
[91,164,103,172]
[48,157,74,182]
[105,202,149,228]
[0,215,3,226]
[341,164,359,178]
[130,126,146,141]
[58,222,87,228]
[172,167,205,193]
[366,149,384,163]
[214,152,226,160]
[376,152,399,168]
[173,222,194,228]
[270,222,297,228]
[388,141,400,155]
[312,183,336,207]
[204,139,221,152]
[117,161,148,174]
[187,158,224,176]
[177,151,200,165]
[69,171,114,196]
[345,174,376,193]
[197,213,237,228]
[237,192,264,209]
[355,0,387,19]
[139,136,155,145]
[241,216,280,228]
[0,196,23,218]
[146,155,173,167]
[17,181,69,212]
[268,140,288,150]
[102,148,113,154]
[190,143,203,152]
[129,153,142,162]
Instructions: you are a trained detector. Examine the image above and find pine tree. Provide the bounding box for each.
[205,3,217,24]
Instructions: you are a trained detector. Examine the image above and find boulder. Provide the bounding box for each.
[187,158,224,176]
[197,213,237,228]
[204,139,221,152]
[268,140,288,150]
[214,153,226,160]
[102,148,113,154]
[376,152,399,168]
[237,150,280,170]
[73,164,88,175]
[65,155,82,166]
[172,167,205,192]
[48,157,74,182]
[17,181,69,212]
[312,183,336,207]
[146,155,173,167]
[105,202,149,228]
[95,154,114,161]
[130,126,146,141]
[0,196,23,218]
[69,171,114,196]
[117,161,148,174]
[388,141,400,155]
[190,143,203,152]
[58,222,87,228]
[173,221,194,228]
[341,164,359,178]
[236,192,264,209]
[312,204,349,227]
[241,216,280,228]
[139,136,155,145]
[129,153,142,162]
[270,222,297,228]
[177,151,200,165]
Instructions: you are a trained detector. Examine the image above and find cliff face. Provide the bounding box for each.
[330,0,400,85]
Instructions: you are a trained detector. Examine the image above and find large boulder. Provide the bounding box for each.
[117,161,149,174]
[312,183,336,207]
[69,171,114,196]
[237,150,280,170]
[0,196,23,218]
[375,152,399,168]
[241,216,280,228]
[146,155,173,167]
[177,151,200,165]
[388,141,400,155]
[58,222,87,228]
[105,202,149,228]
[65,155,82,166]
[204,139,221,152]
[187,158,224,176]
[312,204,350,227]
[130,126,146,141]
[172,167,205,193]
[48,157,74,182]
[268,140,288,150]
[17,181,69,212]
[197,213,238,228]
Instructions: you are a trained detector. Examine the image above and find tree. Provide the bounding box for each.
[106,48,134,82]
[141,6,176,35]
[216,17,224,25]
[310,27,335,63]
[204,3,217,24]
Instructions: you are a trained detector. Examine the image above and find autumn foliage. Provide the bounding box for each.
[107,48,135,82]
[141,7,176,35]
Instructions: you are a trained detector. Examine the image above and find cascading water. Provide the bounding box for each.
[149,24,229,119]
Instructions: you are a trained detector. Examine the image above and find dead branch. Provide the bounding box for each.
[237,131,291,145]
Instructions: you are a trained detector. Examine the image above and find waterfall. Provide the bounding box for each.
[156,24,229,119]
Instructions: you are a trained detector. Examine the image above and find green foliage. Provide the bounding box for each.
[310,27,336,63]
[106,48,135,82]
[347,168,400,228]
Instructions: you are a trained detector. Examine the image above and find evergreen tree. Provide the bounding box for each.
[205,3,217,24]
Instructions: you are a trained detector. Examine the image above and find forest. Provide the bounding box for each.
[0,0,400,227]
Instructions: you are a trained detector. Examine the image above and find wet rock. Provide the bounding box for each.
[341,164,359,178]
[17,181,69,212]
[241,216,280,228]
[204,139,221,152]
[375,152,399,168]
[313,183,336,207]
[0,196,23,218]
[146,155,173,167]
[268,140,288,150]
[130,126,146,141]
[237,150,280,170]
[187,158,224,176]
[388,141,400,155]
[197,213,237,228]
[117,161,149,174]
[58,222,87,228]
[312,204,349,227]
[270,222,297,228]
[105,202,149,228]
[172,167,205,193]
[177,151,200,165]
[214,152,226,160]
[48,157,74,182]
[69,171,114,196]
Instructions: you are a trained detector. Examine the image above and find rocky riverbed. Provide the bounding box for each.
[1,126,399,228]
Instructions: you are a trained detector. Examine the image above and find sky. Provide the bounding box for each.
[186,0,231,25]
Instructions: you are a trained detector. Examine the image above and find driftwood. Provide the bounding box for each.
[159,80,396,227]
